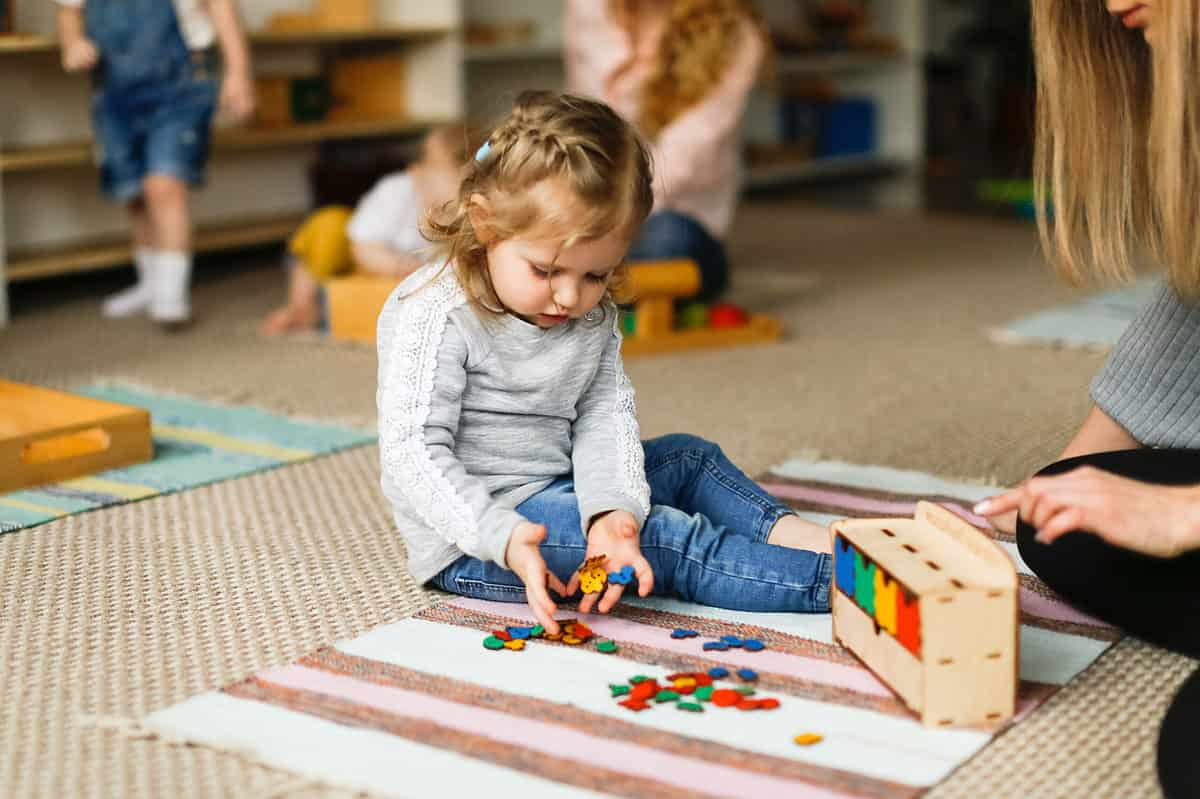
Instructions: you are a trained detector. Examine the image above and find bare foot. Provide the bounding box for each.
[767,515,833,553]
[259,303,320,335]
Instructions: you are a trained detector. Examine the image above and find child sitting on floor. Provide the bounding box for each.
[260,124,468,335]
[376,91,831,635]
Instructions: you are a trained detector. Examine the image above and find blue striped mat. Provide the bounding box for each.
[1,385,374,534]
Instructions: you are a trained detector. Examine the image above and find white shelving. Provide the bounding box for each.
[745,0,926,201]
[0,1,465,326]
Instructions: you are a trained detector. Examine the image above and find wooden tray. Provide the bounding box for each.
[0,381,153,493]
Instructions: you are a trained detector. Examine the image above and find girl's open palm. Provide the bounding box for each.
[567,510,654,614]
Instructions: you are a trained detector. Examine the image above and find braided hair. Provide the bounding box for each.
[424,91,654,317]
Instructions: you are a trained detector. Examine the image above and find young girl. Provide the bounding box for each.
[975,3,1200,797]
[564,0,767,301]
[260,125,468,335]
[377,91,831,636]
[56,0,256,326]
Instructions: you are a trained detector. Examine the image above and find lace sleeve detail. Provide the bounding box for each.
[377,268,483,552]
[610,326,652,518]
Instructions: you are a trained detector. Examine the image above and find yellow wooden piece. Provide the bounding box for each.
[325,273,401,344]
[620,259,782,357]
[329,55,406,122]
[874,567,899,635]
[502,639,525,651]
[794,733,824,746]
[673,677,697,688]
[0,381,152,493]
[577,554,609,594]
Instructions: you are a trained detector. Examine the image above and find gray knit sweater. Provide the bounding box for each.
[376,265,651,585]
[1091,283,1200,447]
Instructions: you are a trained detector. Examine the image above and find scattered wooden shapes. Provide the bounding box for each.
[671,629,699,639]
[736,668,758,682]
[596,640,618,654]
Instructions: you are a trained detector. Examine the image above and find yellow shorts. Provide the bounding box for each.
[287,206,354,280]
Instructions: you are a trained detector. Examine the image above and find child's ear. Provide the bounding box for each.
[468,193,494,243]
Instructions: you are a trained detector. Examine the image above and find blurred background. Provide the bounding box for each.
[0,0,1038,326]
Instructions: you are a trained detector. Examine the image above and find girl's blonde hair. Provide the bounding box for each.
[609,0,769,137]
[1033,0,1200,297]
[425,91,654,316]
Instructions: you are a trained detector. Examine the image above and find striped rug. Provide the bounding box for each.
[142,457,1118,798]
[0,384,374,534]
[989,277,1159,350]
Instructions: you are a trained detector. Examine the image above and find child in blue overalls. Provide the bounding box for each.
[56,0,256,325]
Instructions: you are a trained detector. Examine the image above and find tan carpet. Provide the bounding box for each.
[1,201,1190,797]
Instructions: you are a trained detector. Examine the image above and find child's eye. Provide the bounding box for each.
[529,264,550,279]
[587,273,610,284]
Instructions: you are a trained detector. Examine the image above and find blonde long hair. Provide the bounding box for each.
[609,0,769,137]
[1033,0,1200,297]
[424,91,654,317]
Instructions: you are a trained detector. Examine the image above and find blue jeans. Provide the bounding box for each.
[627,212,730,302]
[432,434,832,613]
[87,0,218,201]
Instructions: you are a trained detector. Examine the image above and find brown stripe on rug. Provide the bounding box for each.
[296,647,925,799]
[225,677,710,799]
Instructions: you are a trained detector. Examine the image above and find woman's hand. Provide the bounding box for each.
[505,521,569,635]
[975,467,1200,558]
[567,510,654,614]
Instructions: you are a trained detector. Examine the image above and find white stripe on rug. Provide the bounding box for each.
[147,692,611,799]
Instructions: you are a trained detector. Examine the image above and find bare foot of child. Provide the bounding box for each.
[767,515,833,553]
[259,303,320,335]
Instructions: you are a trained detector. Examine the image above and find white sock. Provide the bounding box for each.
[149,250,192,324]
[102,247,157,318]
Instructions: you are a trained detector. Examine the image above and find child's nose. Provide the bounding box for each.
[554,281,579,310]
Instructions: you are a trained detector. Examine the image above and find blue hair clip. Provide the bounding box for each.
[475,140,491,162]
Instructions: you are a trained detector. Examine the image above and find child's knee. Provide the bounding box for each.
[643,504,701,548]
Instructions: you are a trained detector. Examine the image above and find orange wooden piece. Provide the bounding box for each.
[710,689,741,707]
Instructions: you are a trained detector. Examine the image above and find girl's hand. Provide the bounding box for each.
[220,69,257,123]
[61,37,99,72]
[567,510,654,614]
[505,521,568,635]
[975,467,1200,558]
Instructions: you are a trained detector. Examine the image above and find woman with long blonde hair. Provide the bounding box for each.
[564,0,768,300]
[976,4,1200,795]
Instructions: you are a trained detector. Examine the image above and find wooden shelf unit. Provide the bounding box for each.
[0,115,457,173]
[7,213,306,282]
[0,5,465,321]
[0,26,455,54]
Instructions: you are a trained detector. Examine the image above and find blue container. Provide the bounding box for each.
[818,98,877,158]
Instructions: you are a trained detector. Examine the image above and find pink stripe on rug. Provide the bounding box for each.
[258,664,857,799]
[1019,586,1109,628]
[448,596,893,698]
[758,482,994,529]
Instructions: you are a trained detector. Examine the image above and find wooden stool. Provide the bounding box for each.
[0,381,152,493]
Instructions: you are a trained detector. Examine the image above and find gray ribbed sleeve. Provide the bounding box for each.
[1090,283,1200,447]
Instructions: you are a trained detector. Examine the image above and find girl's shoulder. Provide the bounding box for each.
[385,263,467,319]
